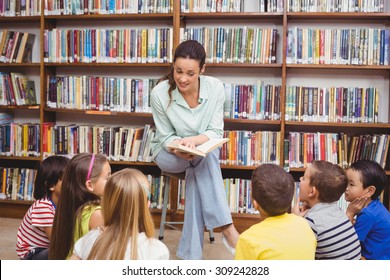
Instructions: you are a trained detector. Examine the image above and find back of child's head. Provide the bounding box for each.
[310,160,348,203]
[251,164,295,216]
[50,153,108,260]
[349,160,388,200]
[33,155,70,200]
[102,168,153,234]
[88,168,154,260]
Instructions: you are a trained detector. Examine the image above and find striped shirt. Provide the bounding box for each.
[305,202,361,260]
[16,198,55,258]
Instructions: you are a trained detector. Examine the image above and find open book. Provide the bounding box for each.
[167,138,229,157]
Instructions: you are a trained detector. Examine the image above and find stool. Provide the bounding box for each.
[158,171,215,243]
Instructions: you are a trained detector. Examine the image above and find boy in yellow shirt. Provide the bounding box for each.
[235,164,316,260]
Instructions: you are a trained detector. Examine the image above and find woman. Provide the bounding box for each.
[150,40,239,260]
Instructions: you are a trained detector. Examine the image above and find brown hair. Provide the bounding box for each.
[310,160,348,202]
[49,153,108,259]
[251,164,295,216]
[159,40,206,103]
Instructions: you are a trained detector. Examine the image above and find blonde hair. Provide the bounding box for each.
[87,168,154,259]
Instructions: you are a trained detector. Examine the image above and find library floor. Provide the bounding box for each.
[0,217,233,260]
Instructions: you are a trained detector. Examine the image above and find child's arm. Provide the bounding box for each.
[43,226,52,240]
[89,209,104,230]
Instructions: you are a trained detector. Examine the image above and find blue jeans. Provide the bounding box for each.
[155,148,232,260]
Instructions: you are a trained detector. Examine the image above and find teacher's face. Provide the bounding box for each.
[173,57,204,95]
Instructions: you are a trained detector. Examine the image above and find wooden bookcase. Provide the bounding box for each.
[0,1,389,234]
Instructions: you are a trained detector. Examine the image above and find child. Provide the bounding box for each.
[293,160,361,260]
[345,159,390,260]
[49,153,111,259]
[234,164,316,260]
[70,168,169,260]
[16,155,70,259]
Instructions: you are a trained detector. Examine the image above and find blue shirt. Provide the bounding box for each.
[150,75,225,157]
[355,199,390,259]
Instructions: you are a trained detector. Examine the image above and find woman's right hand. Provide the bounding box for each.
[168,139,196,161]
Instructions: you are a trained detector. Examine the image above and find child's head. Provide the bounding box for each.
[88,168,154,260]
[102,168,153,232]
[251,164,295,216]
[345,159,388,202]
[33,155,69,202]
[50,153,111,260]
[61,153,111,203]
[300,160,347,204]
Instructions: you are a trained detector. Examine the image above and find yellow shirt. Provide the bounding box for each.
[67,204,101,259]
[235,213,316,260]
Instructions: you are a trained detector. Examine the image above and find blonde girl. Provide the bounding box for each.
[70,168,169,260]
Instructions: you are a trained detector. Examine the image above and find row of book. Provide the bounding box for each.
[0,123,40,157]
[0,72,37,106]
[286,27,390,66]
[181,27,278,64]
[0,168,36,201]
[176,177,257,214]
[44,28,173,63]
[0,0,40,16]
[2,121,389,170]
[221,130,281,166]
[44,0,173,15]
[224,82,281,120]
[180,0,244,13]
[287,0,385,12]
[285,86,379,123]
[46,76,158,112]
[286,132,390,169]
[42,123,156,163]
[0,30,36,63]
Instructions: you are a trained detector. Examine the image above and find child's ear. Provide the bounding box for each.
[309,186,318,198]
[365,185,376,198]
[49,186,55,192]
[86,180,94,192]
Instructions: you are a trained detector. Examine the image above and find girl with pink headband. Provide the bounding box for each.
[49,153,111,259]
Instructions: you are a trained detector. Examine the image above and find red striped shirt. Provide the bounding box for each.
[16,198,55,258]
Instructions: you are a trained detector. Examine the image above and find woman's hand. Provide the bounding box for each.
[168,138,197,161]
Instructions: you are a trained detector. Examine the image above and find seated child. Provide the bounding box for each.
[70,168,169,260]
[293,160,361,260]
[234,164,316,260]
[345,159,390,260]
[49,153,111,259]
[16,155,70,259]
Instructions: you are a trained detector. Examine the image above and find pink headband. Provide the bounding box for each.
[86,154,95,181]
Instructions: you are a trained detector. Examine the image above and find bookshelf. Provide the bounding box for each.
[0,0,389,233]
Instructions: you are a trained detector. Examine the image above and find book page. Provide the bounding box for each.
[196,138,229,153]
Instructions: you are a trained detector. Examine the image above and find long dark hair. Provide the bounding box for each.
[159,40,206,101]
[49,153,108,259]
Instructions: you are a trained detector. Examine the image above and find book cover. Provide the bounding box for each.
[167,138,229,157]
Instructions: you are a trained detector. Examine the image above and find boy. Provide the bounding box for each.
[345,159,390,260]
[234,164,316,260]
[294,160,361,260]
